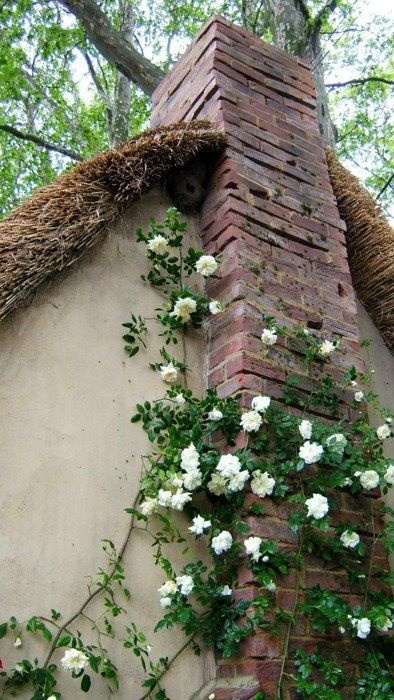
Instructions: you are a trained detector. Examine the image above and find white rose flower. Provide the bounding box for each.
[211,530,233,555]
[209,300,223,314]
[48,696,57,700]
[183,468,202,491]
[355,617,371,639]
[261,328,278,345]
[216,454,242,478]
[147,234,169,255]
[176,574,194,596]
[251,470,275,498]
[342,477,353,487]
[326,433,347,454]
[195,255,217,276]
[221,585,232,596]
[377,617,393,632]
[305,493,329,519]
[384,464,394,485]
[228,469,249,493]
[171,296,197,323]
[299,441,324,465]
[61,648,89,673]
[354,471,362,477]
[158,580,178,597]
[299,420,312,440]
[251,395,271,413]
[180,443,200,470]
[387,417,392,424]
[174,393,186,406]
[209,694,216,700]
[159,362,178,383]
[240,410,262,433]
[171,489,192,511]
[319,339,336,357]
[188,515,212,535]
[340,530,360,549]
[377,424,391,440]
[354,391,364,402]
[160,596,172,609]
[266,580,277,592]
[208,408,223,421]
[262,555,269,563]
[360,470,379,490]
[157,489,172,507]
[207,472,227,496]
[13,637,22,648]
[140,496,158,516]
[244,536,262,562]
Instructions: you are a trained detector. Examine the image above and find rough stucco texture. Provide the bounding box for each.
[0,188,215,698]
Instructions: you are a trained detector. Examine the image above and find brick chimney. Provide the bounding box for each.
[151,16,388,700]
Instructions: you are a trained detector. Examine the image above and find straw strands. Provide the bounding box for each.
[327,150,394,351]
[0,121,226,322]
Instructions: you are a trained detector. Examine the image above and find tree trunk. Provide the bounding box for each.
[265,0,336,147]
[110,0,134,145]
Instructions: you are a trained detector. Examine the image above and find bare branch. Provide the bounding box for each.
[310,0,339,36]
[0,124,83,161]
[59,0,164,95]
[326,76,394,89]
[376,173,394,200]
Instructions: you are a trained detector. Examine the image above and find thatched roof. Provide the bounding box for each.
[0,121,226,322]
[327,150,394,351]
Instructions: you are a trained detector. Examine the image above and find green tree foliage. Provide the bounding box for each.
[0,0,392,217]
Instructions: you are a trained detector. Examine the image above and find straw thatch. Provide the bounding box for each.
[0,121,226,322]
[327,150,394,351]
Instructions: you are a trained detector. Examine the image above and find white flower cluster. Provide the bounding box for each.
[240,410,262,433]
[211,530,233,555]
[208,454,249,496]
[299,441,324,465]
[305,493,329,519]
[188,514,211,536]
[251,470,275,498]
[147,234,169,255]
[377,424,391,440]
[158,575,194,608]
[340,530,360,549]
[350,616,371,639]
[319,339,337,357]
[180,442,203,491]
[261,328,277,346]
[171,296,197,323]
[209,300,223,315]
[195,255,217,276]
[326,433,347,454]
[299,420,312,440]
[159,362,178,383]
[251,395,271,413]
[61,648,89,673]
[244,536,263,562]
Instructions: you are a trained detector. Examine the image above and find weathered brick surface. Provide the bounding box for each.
[151,15,388,700]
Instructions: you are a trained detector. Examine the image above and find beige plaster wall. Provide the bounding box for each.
[357,301,394,564]
[0,188,215,699]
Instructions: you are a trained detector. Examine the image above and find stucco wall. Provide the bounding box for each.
[0,188,215,698]
[357,301,394,565]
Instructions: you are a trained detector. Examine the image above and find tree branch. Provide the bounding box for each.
[59,0,164,95]
[376,173,394,200]
[310,0,339,36]
[326,76,394,88]
[0,124,83,161]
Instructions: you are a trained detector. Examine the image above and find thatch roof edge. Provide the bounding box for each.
[327,149,394,352]
[0,121,226,322]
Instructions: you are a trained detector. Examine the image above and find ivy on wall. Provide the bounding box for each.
[0,209,393,700]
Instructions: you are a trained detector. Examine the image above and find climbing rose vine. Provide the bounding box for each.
[0,208,393,699]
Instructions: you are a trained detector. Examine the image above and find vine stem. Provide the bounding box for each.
[138,632,197,700]
[42,490,140,668]
[276,530,304,699]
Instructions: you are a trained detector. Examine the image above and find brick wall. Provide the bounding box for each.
[151,16,389,700]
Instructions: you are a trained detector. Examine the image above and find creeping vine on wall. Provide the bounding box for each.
[0,209,393,700]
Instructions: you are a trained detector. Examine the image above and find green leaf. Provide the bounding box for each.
[0,622,7,639]
[81,674,91,692]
